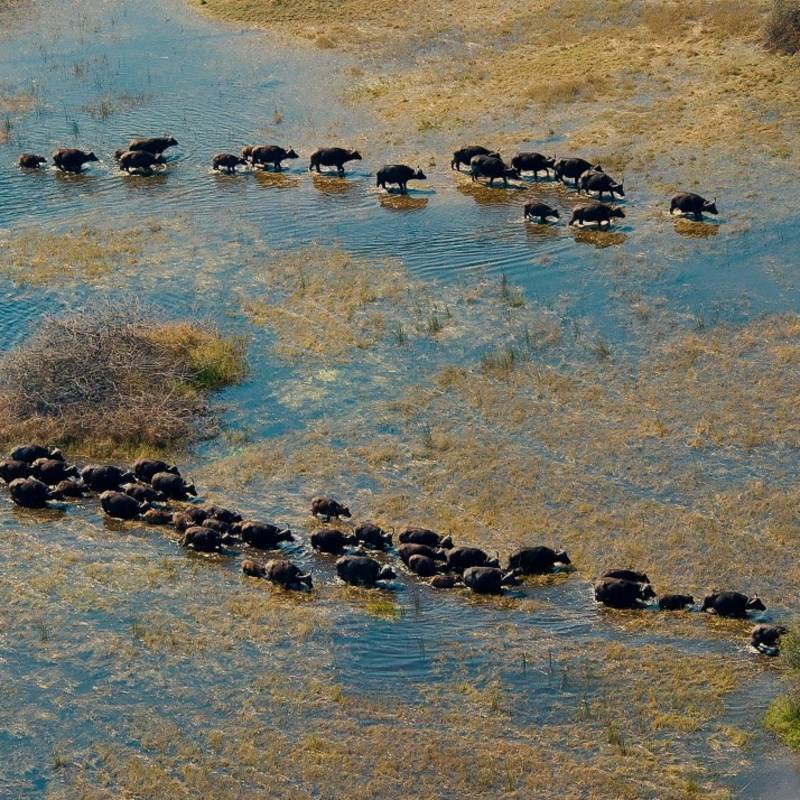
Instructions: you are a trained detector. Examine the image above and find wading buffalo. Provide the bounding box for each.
[398,542,446,565]
[80,464,135,492]
[701,592,765,618]
[52,148,98,173]
[354,522,393,549]
[311,496,351,521]
[133,459,179,484]
[398,528,452,549]
[553,157,599,185]
[128,136,178,156]
[310,529,355,554]
[376,164,426,194]
[451,145,498,171]
[594,577,655,609]
[100,490,146,520]
[264,558,313,589]
[238,521,293,549]
[309,147,362,176]
[9,477,52,508]
[250,145,299,171]
[19,153,46,169]
[670,193,718,219]
[523,202,560,223]
[507,546,570,575]
[118,150,165,176]
[510,152,555,178]
[335,555,396,587]
[446,546,499,573]
[0,460,32,483]
[32,458,78,485]
[151,471,196,500]
[181,526,223,552]
[658,594,694,611]
[212,153,247,173]
[569,202,625,228]
[10,445,63,463]
[579,170,624,199]
[751,624,787,655]
[470,156,520,187]
[463,566,520,595]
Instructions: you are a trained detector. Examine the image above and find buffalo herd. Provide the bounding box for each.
[0,443,780,656]
[17,137,718,227]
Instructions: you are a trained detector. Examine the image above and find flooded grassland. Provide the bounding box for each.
[1,0,800,797]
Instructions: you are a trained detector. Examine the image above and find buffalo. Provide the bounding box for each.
[239,520,293,549]
[670,193,718,219]
[658,594,694,611]
[80,464,135,492]
[32,458,78,485]
[118,150,165,176]
[212,153,247,173]
[151,471,196,500]
[523,202,560,223]
[579,170,624,199]
[398,528,452,549]
[311,496,351,521]
[701,592,765,618]
[0,460,32,483]
[463,566,519,595]
[128,136,178,156]
[52,148,98,173]
[470,156,520,187]
[143,508,173,525]
[19,153,47,169]
[446,546,499,573]
[100,490,146,520]
[451,146,498,171]
[264,558,313,589]
[11,445,63,464]
[9,477,52,508]
[354,522,393,549]
[408,554,439,577]
[553,157,600,186]
[308,147,362,176]
[569,201,625,228]
[133,459,179,484]
[398,542,446,565]
[507,546,570,575]
[310,528,355,554]
[510,152,555,178]
[335,555,396,587]
[121,482,164,503]
[51,479,88,499]
[250,145,299,171]
[751,624,787,655]
[181,526,223,552]
[594,577,655,609]
[376,164,426,194]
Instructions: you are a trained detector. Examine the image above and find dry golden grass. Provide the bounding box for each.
[197,0,800,183]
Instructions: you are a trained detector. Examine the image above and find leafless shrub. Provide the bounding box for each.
[766,0,800,53]
[0,301,246,454]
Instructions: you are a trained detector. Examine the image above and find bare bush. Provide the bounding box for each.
[766,0,800,53]
[0,302,246,454]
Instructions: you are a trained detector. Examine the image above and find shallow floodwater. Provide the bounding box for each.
[1,0,800,797]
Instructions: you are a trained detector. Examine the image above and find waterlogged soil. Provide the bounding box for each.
[1,0,800,797]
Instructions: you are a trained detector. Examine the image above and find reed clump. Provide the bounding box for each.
[0,304,247,455]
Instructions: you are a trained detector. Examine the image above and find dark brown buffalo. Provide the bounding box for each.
[308,147,362,176]
[376,164,426,194]
[569,202,625,228]
[508,546,571,574]
[100,490,146,520]
[523,202,560,223]
[335,556,395,587]
[52,148,98,173]
[670,193,718,219]
[212,153,247,173]
[701,592,765,618]
[9,477,52,508]
[128,136,178,155]
[250,145,299,171]
[19,153,47,169]
[133,459,179,483]
[311,496,351,521]
[451,145,498,171]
